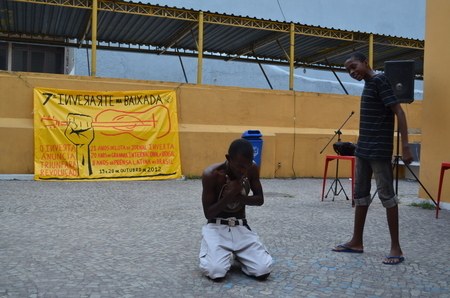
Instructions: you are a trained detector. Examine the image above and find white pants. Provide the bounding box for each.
[199,222,273,279]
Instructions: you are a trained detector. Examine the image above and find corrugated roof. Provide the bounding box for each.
[0,0,424,77]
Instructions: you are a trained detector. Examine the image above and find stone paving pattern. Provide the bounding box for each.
[0,178,449,297]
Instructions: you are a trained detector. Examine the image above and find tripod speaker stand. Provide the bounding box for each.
[371,129,438,208]
[320,111,355,202]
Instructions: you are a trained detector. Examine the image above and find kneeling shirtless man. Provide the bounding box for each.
[199,138,273,281]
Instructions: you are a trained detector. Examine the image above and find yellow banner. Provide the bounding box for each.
[34,88,182,181]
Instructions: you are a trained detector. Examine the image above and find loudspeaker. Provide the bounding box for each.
[384,60,415,103]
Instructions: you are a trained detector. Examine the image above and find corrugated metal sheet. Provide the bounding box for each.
[0,0,424,77]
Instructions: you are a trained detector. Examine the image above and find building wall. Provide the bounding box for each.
[0,71,422,179]
[420,0,450,205]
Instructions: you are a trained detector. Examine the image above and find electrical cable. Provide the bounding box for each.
[291,90,297,178]
[86,47,90,76]
[276,0,287,21]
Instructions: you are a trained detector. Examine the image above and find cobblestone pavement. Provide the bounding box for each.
[0,178,449,297]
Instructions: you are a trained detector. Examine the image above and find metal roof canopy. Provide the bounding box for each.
[0,0,424,88]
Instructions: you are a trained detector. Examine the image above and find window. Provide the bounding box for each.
[0,42,7,70]
[0,42,66,74]
[11,44,64,74]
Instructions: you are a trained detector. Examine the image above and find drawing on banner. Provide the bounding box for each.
[41,106,172,141]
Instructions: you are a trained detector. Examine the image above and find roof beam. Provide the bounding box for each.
[276,39,290,61]
[159,22,198,55]
[226,32,286,61]
[306,42,366,65]
[91,0,98,76]
[14,0,92,9]
[196,11,203,84]
[374,36,424,50]
[203,14,289,32]
[289,23,295,91]
[77,9,92,47]
[294,25,354,40]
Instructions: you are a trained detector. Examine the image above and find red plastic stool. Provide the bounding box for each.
[321,155,355,203]
[436,162,450,219]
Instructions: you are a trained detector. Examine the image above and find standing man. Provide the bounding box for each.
[199,138,273,280]
[332,52,413,265]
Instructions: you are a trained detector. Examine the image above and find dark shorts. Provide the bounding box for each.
[354,157,398,208]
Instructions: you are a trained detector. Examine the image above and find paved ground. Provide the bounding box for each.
[0,178,449,297]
